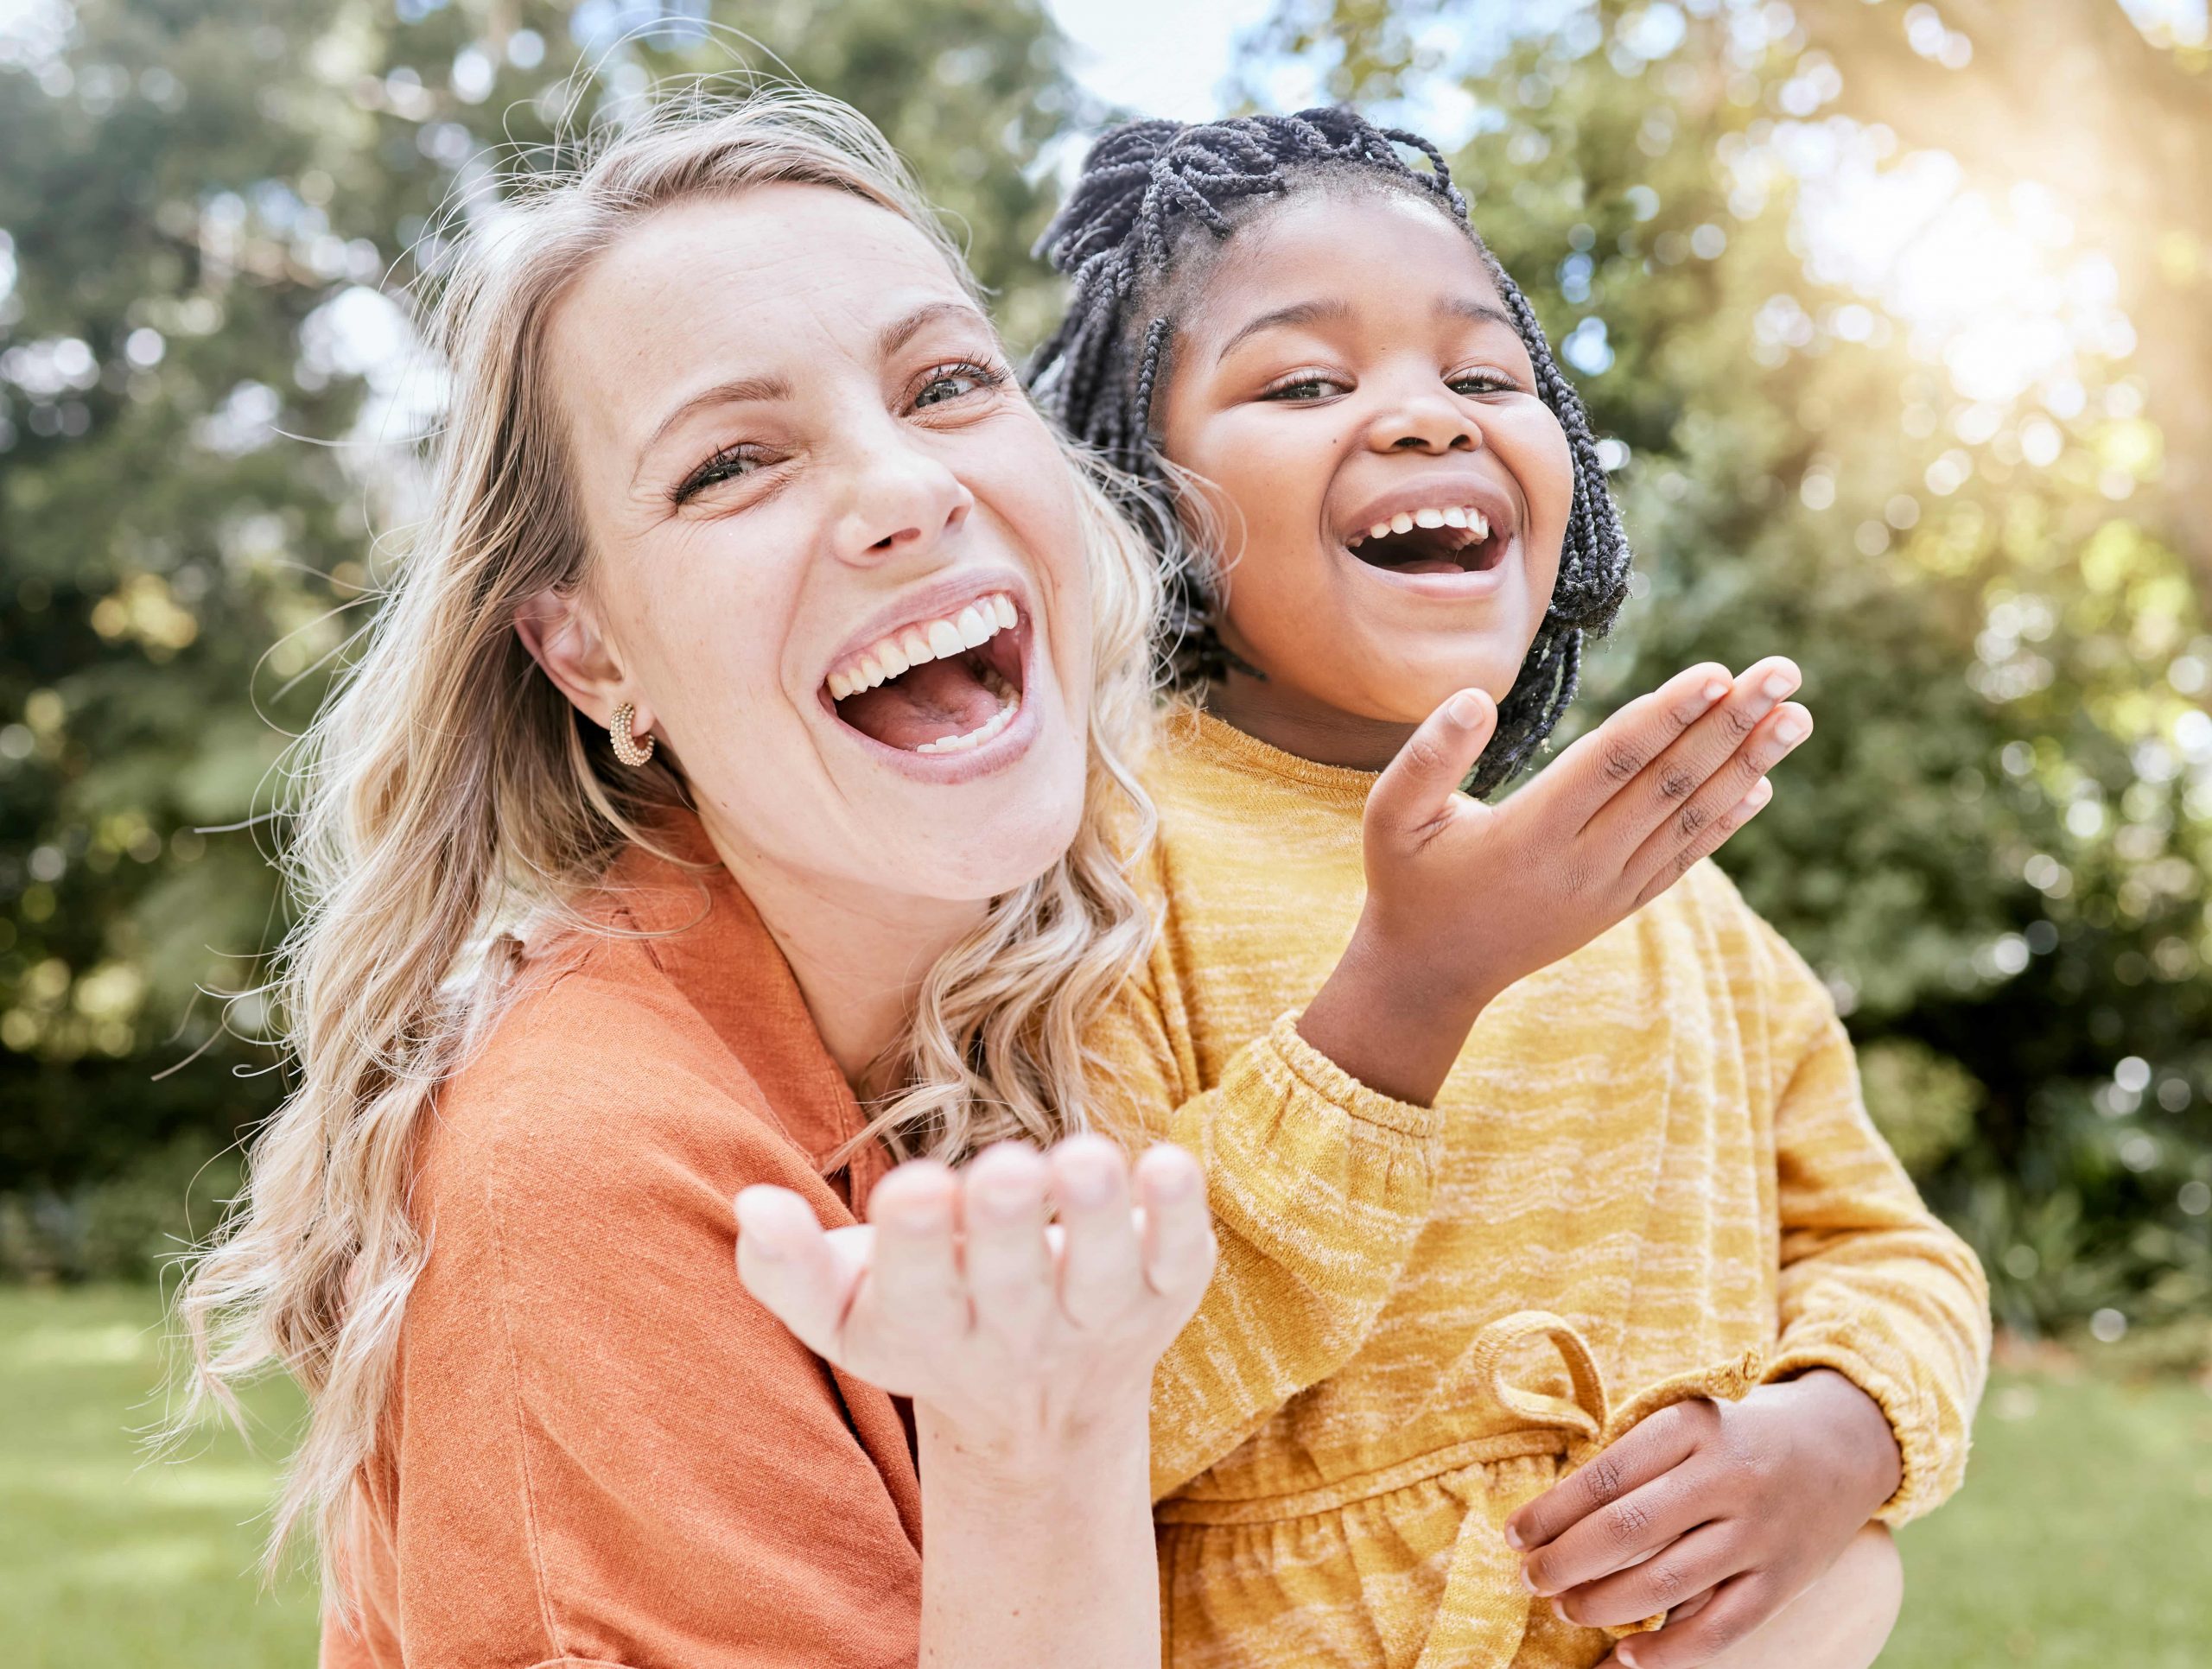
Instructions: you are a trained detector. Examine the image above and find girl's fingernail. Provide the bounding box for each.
[1448,691,1484,726]
[1521,1563,1541,1594]
[1762,672,1794,700]
[1062,1164,1113,1206]
[1702,678,1730,702]
[1774,714,1808,744]
[1551,1599,1570,1624]
[1503,1523,1526,1551]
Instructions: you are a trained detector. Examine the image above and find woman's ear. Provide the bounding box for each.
[513,587,658,739]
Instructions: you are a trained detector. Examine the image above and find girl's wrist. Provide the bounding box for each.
[915,1393,1152,1497]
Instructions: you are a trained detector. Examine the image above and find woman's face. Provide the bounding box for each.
[541,186,1092,904]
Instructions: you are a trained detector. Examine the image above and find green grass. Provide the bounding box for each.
[5,1287,2209,1666]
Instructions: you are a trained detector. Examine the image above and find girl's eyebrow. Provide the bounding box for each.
[1214,298,1351,363]
[1440,296,1516,332]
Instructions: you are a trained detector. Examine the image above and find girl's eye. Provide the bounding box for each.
[1259,372,1347,403]
[1448,369,1523,397]
[912,360,1006,410]
[671,444,771,505]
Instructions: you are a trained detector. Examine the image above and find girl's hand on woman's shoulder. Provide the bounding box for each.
[734,1136,1216,1463]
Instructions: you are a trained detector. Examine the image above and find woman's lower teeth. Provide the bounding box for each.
[914,676,1020,755]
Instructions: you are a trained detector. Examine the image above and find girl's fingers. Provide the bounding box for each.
[734,1185,859,1362]
[1610,1571,1773,1669]
[1634,776,1775,911]
[1548,663,1732,832]
[958,1143,1055,1342]
[863,1159,969,1336]
[1626,699,1806,902]
[1049,1134,1143,1330]
[1510,1400,1713,1561]
[1555,1520,1740,1630]
[1133,1143,1216,1309]
[1363,689,1497,853]
[1584,658,1801,863]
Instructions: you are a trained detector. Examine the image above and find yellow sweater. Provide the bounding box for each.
[1112,710,1992,1669]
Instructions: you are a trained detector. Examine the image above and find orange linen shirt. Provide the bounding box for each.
[323,820,924,1669]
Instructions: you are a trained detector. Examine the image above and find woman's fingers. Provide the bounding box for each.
[1133,1143,1216,1310]
[1583,658,1801,864]
[734,1184,860,1362]
[960,1143,1055,1343]
[1556,1519,1740,1629]
[1547,663,1732,833]
[1363,689,1497,854]
[1050,1134,1144,1330]
[864,1159,970,1336]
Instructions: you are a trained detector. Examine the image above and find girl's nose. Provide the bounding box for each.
[1364,389,1483,456]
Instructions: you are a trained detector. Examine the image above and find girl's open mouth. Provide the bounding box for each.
[1342,503,1506,577]
[823,591,1027,756]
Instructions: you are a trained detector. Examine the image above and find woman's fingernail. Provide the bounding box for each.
[1774,714,1808,745]
[1062,1164,1113,1206]
[1762,672,1794,700]
[1448,691,1484,726]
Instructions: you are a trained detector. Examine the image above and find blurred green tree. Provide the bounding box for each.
[0,0,1085,1273]
[1237,0,2211,1342]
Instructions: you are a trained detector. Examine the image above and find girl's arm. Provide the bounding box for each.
[739,1138,1215,1669]
[1114,660,1814,1499]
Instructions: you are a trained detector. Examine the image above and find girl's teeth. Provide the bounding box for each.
[1414,508,1444,529]
[1389,511,1414,534]
[1370,521,1393,541]
[1441,506,1468,528]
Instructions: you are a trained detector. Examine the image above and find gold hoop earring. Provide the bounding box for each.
[608,701,655,767]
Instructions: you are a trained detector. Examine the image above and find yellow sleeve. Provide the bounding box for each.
[1091,970,1443,1501]
[1747,917,1993,1525]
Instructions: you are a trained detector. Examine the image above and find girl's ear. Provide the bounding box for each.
[513,587,658,739]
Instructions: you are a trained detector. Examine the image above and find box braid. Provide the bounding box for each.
[1029,108,1633,797]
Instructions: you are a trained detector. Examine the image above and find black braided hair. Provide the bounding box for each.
[1029,107,1633,797]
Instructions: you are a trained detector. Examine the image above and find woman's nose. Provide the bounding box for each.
[1364,388,1482,457]
[832,441,976,565]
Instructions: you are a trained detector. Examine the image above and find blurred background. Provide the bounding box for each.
[0,0,2206,1662]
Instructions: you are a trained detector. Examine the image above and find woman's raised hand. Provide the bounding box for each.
[735,1136,1216,1451]
[1299,658,1810,1107]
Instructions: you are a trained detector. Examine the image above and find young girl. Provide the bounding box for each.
[1029,110,1992,1669]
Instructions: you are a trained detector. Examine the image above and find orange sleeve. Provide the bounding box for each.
[331,972,923,1669]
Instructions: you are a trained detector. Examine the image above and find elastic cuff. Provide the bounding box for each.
[1764,1342,1936,1525]
[1268,1011,1441,1139]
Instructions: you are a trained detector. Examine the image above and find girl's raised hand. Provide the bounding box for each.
[735,1136,1216,1454]
[1299,659,1809,1106]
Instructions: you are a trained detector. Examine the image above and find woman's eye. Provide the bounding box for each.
[912,361,1005,410]
[671,445,768,505]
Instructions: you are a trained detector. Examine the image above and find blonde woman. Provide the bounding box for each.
[173,92,1230,1668]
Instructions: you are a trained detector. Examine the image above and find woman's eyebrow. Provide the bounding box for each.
[877,298,995,359]
[1214,298,1352,364]
[637,373,793,476]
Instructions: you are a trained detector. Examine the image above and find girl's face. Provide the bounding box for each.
[1154,189,1575,765]
[538,186,1093,906]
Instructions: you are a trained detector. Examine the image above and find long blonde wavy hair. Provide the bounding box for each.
[171,85,1165,1590]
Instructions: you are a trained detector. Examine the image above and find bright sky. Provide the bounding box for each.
[1044,0,1277,121]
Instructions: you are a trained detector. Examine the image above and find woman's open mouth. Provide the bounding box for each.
[1342,503,1505,577]
[823,591,1027,757]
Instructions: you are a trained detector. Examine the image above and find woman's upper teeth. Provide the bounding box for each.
[1346,505,1491,546]
[827,592,1019,701]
